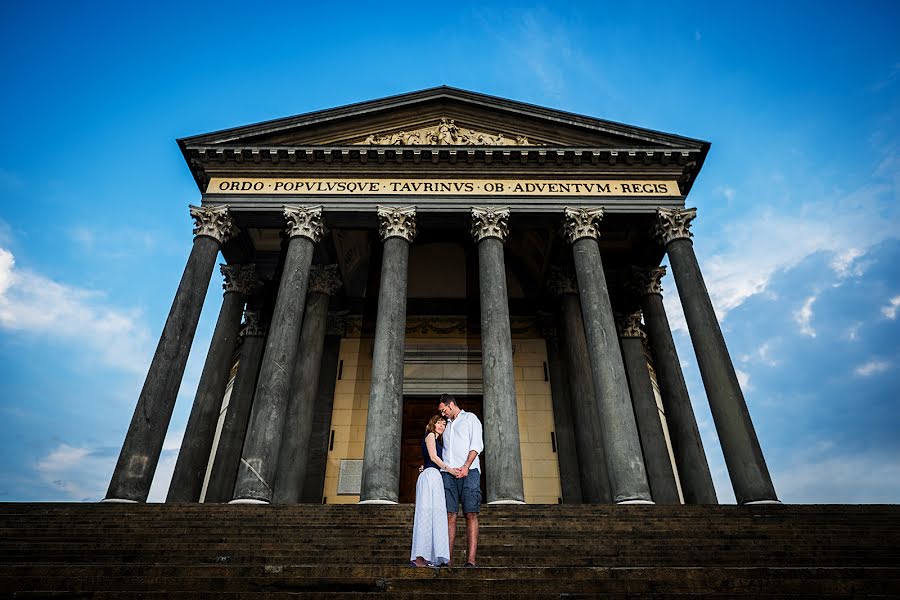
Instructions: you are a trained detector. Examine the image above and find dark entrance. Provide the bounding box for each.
[399,395,485,504]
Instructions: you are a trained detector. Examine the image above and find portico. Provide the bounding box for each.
[105,87,777,506]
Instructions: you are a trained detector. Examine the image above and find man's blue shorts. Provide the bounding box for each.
[442,469,481,514]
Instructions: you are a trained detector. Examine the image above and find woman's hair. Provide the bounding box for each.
[425,414,446,439]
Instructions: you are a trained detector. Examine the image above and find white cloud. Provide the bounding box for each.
[854,359,891,377]
[844,322,862,341]
[881,295,900,319]
[774,450,900,503]
[740,340,778,367]
[35,443,116,501]
[0,246,153,374]
[735,368,752,391]
[794,295,817,337]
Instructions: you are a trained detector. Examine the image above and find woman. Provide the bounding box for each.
[409,414,455,567]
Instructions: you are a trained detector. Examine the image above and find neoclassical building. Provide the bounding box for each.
[105,87,778,507]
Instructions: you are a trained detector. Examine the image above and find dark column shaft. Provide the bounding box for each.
[360,237,410,502]
[233,236,316,502]
[106,235,220,502]
[572,237,652,503]
[166,289,244,502]
[204,329,266,503]
[301,334,342,503]
[620,334,681,504]
[477,237,525,503]
[273,290,330,503]
[544,333,582,504]
[557,294,612,503]
[641,292,717,504]
[666,238,778,503]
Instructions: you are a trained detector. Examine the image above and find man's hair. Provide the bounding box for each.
[437,393,456,408]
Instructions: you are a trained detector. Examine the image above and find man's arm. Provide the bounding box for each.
[456,415,485,478]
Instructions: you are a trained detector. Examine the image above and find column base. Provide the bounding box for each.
[228,498,270,505]
[100,498,139,503]
[743,500,782,505]
[617,499,655,505]
[358,499,398,505]
[487,500,527,505]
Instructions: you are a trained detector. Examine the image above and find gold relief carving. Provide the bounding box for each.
[615,311,645,339]
[189,204,237,244]
[283,205,325,242]
[654,207,697,245]
[471,206,510,243]
[357,118,540,146]
[376,206,417,242]
[562,206,605,243]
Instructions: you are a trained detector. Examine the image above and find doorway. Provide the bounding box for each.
[399,395,485,503]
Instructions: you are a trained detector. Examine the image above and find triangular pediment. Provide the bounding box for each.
[178,86,708,151]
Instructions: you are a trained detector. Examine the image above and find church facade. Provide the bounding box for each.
[104,87,778,507]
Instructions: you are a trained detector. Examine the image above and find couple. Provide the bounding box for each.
[409,394,483,568]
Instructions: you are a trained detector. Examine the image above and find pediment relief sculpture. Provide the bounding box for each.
[355,118,543,146]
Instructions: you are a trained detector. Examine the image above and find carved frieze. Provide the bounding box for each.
[471,206,510,243]
[189,205,237,244]
[308,264,342,296]
[356,118,540,146]
[376,206,417,242]
[562,207,605,243]
[283,205,325,242]
[341,315,540,338]
[221,264,262,295]
[654,207,697,245]
[615,311,645,339]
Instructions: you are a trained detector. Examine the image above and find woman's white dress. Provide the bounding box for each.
[409,444,450,565]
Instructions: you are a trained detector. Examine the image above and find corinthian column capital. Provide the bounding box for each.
[615,311,645,339]
[283,205,325,242]
[376,206,417,242]
[547,266,578,296]
[221,264,262,295]
[654,207,697,245]
[190,205,237,244]
[562,207,604,243]
[240,309,266,338]
[308,264,343,296]
[471,206,510,243]
[630,265,667,297]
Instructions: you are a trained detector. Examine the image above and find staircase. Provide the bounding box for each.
[1,503,898,598]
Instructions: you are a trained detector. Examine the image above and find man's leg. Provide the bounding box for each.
[447,512,457,564]
[461,469,482,566]
[465,512,478,565]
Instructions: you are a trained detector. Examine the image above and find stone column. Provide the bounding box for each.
[204,310,267,503]
[273,265,342,504]
[472,207,525,504]
[301,312,346,503]
[105,205,236,502]
[563,207,652,504]
[655,207,778,504]
[167,264,260,503]
[360,207,416,503]
[548,267,612,503]
[634,266,717,504]
[616,311,681,504]
[539,314,582,504]
[231,205,325,503]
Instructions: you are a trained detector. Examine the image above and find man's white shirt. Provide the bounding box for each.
[443,409,484,472]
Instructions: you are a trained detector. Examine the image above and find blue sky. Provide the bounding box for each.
[1,2,898,503]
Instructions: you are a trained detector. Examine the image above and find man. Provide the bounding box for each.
[437,393,484,567]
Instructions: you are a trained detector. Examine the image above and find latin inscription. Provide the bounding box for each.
[207,177,679,197]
